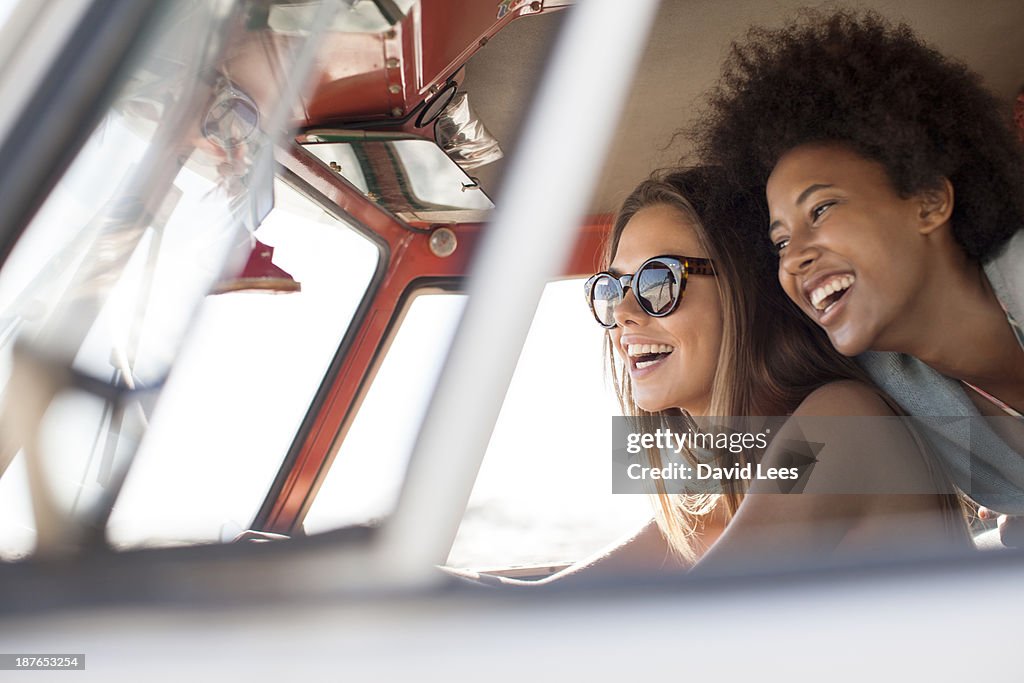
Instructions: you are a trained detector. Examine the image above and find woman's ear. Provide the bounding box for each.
[917,178,954,235]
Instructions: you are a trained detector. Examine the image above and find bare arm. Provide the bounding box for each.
[532,517,695,583]
[447,512,725,586]
[692,381,966,575]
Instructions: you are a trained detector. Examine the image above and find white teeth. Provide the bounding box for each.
[626,343,675,357]
[810,275,856,310]
[635,359,660,369]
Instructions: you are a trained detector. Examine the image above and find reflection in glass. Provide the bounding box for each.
[302,138,494,216]
[0,0,338,557]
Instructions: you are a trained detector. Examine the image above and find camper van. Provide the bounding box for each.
[0,0,1022,679]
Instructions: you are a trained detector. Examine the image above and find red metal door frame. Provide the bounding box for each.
[257,142,609,534]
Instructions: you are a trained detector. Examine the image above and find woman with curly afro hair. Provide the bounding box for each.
[695,10,1024,530]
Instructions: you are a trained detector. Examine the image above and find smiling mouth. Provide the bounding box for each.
[627,343,675,371]
[808,274,855,317]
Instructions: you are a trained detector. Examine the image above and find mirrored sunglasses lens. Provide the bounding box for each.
[636,261,679,315]
[591,276,621,326]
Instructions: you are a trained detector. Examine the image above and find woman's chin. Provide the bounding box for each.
[827,329,871,357]
[634,393,703,415]
[633,394,670,413]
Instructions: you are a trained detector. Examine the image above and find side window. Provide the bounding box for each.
[448,280,650,569]
[304,292,466,531]
[303,280,651,569]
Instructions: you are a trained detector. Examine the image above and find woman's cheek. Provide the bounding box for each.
[778,274,801,309]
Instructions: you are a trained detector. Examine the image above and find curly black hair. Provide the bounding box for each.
[694,10,1024,261]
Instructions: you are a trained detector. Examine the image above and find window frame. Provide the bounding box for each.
[252,141,489,534]
[254,142,610,539]
[297,281,466,534]
[250,164,392,533]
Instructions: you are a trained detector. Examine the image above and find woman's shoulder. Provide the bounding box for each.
[765,380,943,500]
[792,380,898,418]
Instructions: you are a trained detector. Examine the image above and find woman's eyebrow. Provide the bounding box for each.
[768,183,836,233]
[796,182,834,206]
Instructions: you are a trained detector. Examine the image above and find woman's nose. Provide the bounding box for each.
[780,230,820,276]
[611,288,645,327]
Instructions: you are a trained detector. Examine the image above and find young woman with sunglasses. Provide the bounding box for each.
[580,166,972,570]
[445,167,969,586]
[695,11,1024,543]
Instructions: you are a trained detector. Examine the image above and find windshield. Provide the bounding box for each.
[0,0,344,557]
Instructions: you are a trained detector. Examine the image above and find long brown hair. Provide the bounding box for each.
[604,167,868,561]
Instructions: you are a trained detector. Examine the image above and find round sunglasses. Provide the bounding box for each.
[584,254,715,328]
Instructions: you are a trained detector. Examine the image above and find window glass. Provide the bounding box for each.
[304,292,466,531]
[447,280,650,568]
[0,0,346,558]
[302,140,493,213]
[391,141,493,210]
[303,281,651,569]
[0,177,379,557]
[106,179,378,548]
